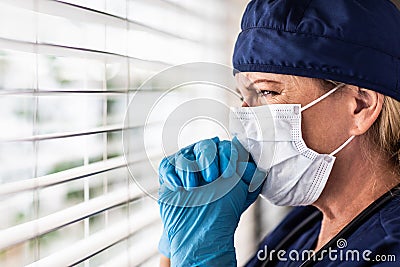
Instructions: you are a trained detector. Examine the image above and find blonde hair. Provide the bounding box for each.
[391,0,400,10]
[367,96,400,174]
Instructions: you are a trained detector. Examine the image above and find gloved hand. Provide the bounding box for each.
[158,137,266,266]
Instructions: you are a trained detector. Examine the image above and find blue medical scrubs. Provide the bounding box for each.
[246,195,400,266]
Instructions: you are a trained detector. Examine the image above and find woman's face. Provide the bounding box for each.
[235,72,355,154]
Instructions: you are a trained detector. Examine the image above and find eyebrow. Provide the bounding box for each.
[235,78,282,96]
[246,79,282,94]
[252,79,282,85]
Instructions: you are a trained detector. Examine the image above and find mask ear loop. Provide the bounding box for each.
[300,83,346,112]
[298,83,355,156]
[255,82,355,157]
[329,135,355,156]
[300,83,355,156]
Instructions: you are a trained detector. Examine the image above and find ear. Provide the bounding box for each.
[349,88,384,136]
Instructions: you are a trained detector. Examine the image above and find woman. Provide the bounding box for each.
[158,0,400,266]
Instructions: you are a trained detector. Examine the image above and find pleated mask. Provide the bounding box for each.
[229,84,354,206]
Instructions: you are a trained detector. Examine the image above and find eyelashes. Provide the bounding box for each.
[236,88,280,105]
[258,90,279,97]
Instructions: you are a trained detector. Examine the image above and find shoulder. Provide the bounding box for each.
[378,195,400,239]
[358,196,400,242]
[314,196,400,266]
[349,195,400,260]
[364,209,400,267]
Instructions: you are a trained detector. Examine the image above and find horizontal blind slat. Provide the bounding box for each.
[0,155,160,196]
[3,124,125,142]
[1,0,200,42]
[0,37,172,67]
[25,208,160,267]
[0,157,124,196]
[0,187,158,250]
[50,0,195,41]
[102,223,161,267]
[0,88,167,96]
[1,122,164,142]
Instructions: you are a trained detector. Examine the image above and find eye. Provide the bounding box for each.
[258,90,279,97]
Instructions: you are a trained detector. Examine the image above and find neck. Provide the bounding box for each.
[312,138,400,251]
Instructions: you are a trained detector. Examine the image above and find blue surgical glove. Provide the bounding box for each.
[158,137,266,266]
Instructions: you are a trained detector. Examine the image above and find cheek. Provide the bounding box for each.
[301,102,351,154]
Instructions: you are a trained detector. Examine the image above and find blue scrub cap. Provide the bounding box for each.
[232,0,400,101]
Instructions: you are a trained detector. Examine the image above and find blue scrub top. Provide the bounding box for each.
[246,195,400,266]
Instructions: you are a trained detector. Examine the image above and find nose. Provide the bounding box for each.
[241,101,249,107]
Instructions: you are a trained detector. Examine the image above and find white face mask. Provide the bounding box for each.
[229,84,354,206]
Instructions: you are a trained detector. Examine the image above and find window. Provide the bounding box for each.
[0,1,261,266]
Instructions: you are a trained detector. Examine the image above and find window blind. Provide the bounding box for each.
[0,0,240,266]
